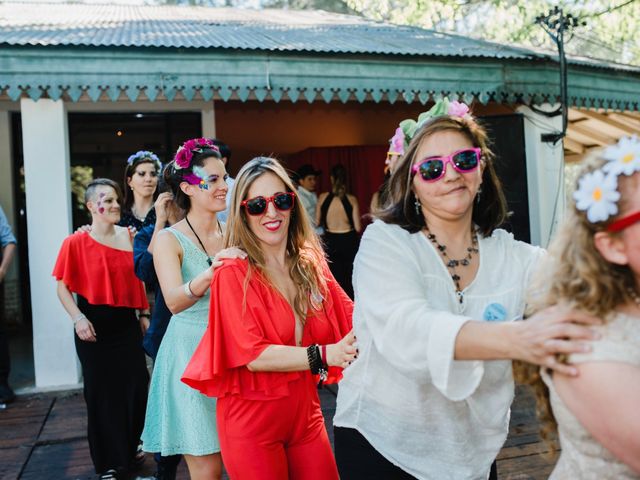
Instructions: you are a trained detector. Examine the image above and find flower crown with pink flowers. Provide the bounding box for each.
[392,98,472,154]
[174,138,220,170]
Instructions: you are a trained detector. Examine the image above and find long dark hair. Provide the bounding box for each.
[330,164,348,198]
[376,115,508,236]
[123,155,160,213]
[163,142,222,212]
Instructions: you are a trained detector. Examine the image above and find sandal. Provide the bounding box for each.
[132,442,146,467]
[99,469,118,480]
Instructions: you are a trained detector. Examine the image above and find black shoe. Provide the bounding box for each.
[155,462,178,480]
[99,469,118,480]
[0,383,15,404]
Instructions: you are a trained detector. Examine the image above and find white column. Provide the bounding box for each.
[20,98,81,389]
[517,105,565,248]
[202,104,216,139]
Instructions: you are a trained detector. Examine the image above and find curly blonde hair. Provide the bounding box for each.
[224,156,327,321]
[514,151,638,447]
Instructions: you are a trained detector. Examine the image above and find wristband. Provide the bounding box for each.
[184,280,203,299]
[138,313,150,319]
[321,344,328,366]
[307,344,328,381]
[72,313,86,325]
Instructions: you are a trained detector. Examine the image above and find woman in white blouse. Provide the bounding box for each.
[333,101,601,480]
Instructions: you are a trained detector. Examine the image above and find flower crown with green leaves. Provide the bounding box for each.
[127,150,162,171]
[573,135,640,228]
[390,98,472,154]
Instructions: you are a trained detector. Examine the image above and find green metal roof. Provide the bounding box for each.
[0,2,638,110]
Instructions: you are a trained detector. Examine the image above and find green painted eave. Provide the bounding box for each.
[1,46,638,110]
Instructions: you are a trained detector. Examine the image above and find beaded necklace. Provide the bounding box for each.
[425,228,479,304]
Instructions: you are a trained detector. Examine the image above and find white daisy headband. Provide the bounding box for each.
[573,135,640,230]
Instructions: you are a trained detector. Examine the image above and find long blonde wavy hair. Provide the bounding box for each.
[514,151,639,445]
[224,156,327,321]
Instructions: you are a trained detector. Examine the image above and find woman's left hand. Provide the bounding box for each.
[210,247,247,270]
[139,316,150,335]
[326,330,358,368]
[509,304,602,376]
[196,247,248,292]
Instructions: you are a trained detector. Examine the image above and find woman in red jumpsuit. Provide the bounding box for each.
[182,156,356,479]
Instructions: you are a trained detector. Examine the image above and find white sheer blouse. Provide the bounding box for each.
[334,220,544,480]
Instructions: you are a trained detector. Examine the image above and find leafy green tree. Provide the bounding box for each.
[343,0,640,65]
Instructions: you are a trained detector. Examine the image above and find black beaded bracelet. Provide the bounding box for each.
[307,344,329,381]
[307,344,323,375]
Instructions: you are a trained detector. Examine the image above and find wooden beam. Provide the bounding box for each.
[563,136,585,154]
[570,123,617,146]
[566,128,606,147]
[577,110,640,135]
[610,113,640,129]
[565,153,586,163]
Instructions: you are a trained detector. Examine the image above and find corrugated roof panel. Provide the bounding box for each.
[0,2,538,59]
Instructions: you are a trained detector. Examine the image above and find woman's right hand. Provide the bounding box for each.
[75,317,97,342]
[510,305,602,376]
[326,330,358,368]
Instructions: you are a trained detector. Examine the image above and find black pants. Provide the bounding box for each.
[323,231,360,299]
[75,297,149,474]
[335,427,498,480]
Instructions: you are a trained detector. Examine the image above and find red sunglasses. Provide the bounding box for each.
[241,192,296,216]
[411,147,481,182]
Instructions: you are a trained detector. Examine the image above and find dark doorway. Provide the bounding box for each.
[68,112,201,228]
[481,114,530,243]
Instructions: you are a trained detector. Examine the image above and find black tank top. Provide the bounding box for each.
[319,193,355,232]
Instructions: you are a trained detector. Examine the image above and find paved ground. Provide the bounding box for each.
[0,384,558,480]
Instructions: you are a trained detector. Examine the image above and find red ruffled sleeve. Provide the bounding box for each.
[52,232,148,309]
[182,259,300,399]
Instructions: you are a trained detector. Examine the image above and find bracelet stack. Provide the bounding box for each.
[72,313,87,325]
[306,344,328,381]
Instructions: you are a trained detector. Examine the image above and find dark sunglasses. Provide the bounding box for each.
[241,192,296,216]
[411,147,481,182]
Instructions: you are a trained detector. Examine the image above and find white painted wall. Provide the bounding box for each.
[517,105,565,248]
[20,99,81,388]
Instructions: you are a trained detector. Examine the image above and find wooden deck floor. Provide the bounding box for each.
[0,385,558,480]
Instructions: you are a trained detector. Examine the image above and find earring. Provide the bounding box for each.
[414,198,421,215]
[476,188,482,205]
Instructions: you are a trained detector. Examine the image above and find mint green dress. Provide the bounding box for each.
[141,228,219,456]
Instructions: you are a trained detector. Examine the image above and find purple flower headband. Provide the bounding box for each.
[174,138,220,170]
[388,127,405,156]
[127,150,162,170]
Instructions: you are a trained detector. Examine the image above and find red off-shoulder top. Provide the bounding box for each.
[181,257,353,400]
[52,231,149,309]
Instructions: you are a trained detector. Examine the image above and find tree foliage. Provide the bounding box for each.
[343,0,640,65]
[153,0,639,65]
